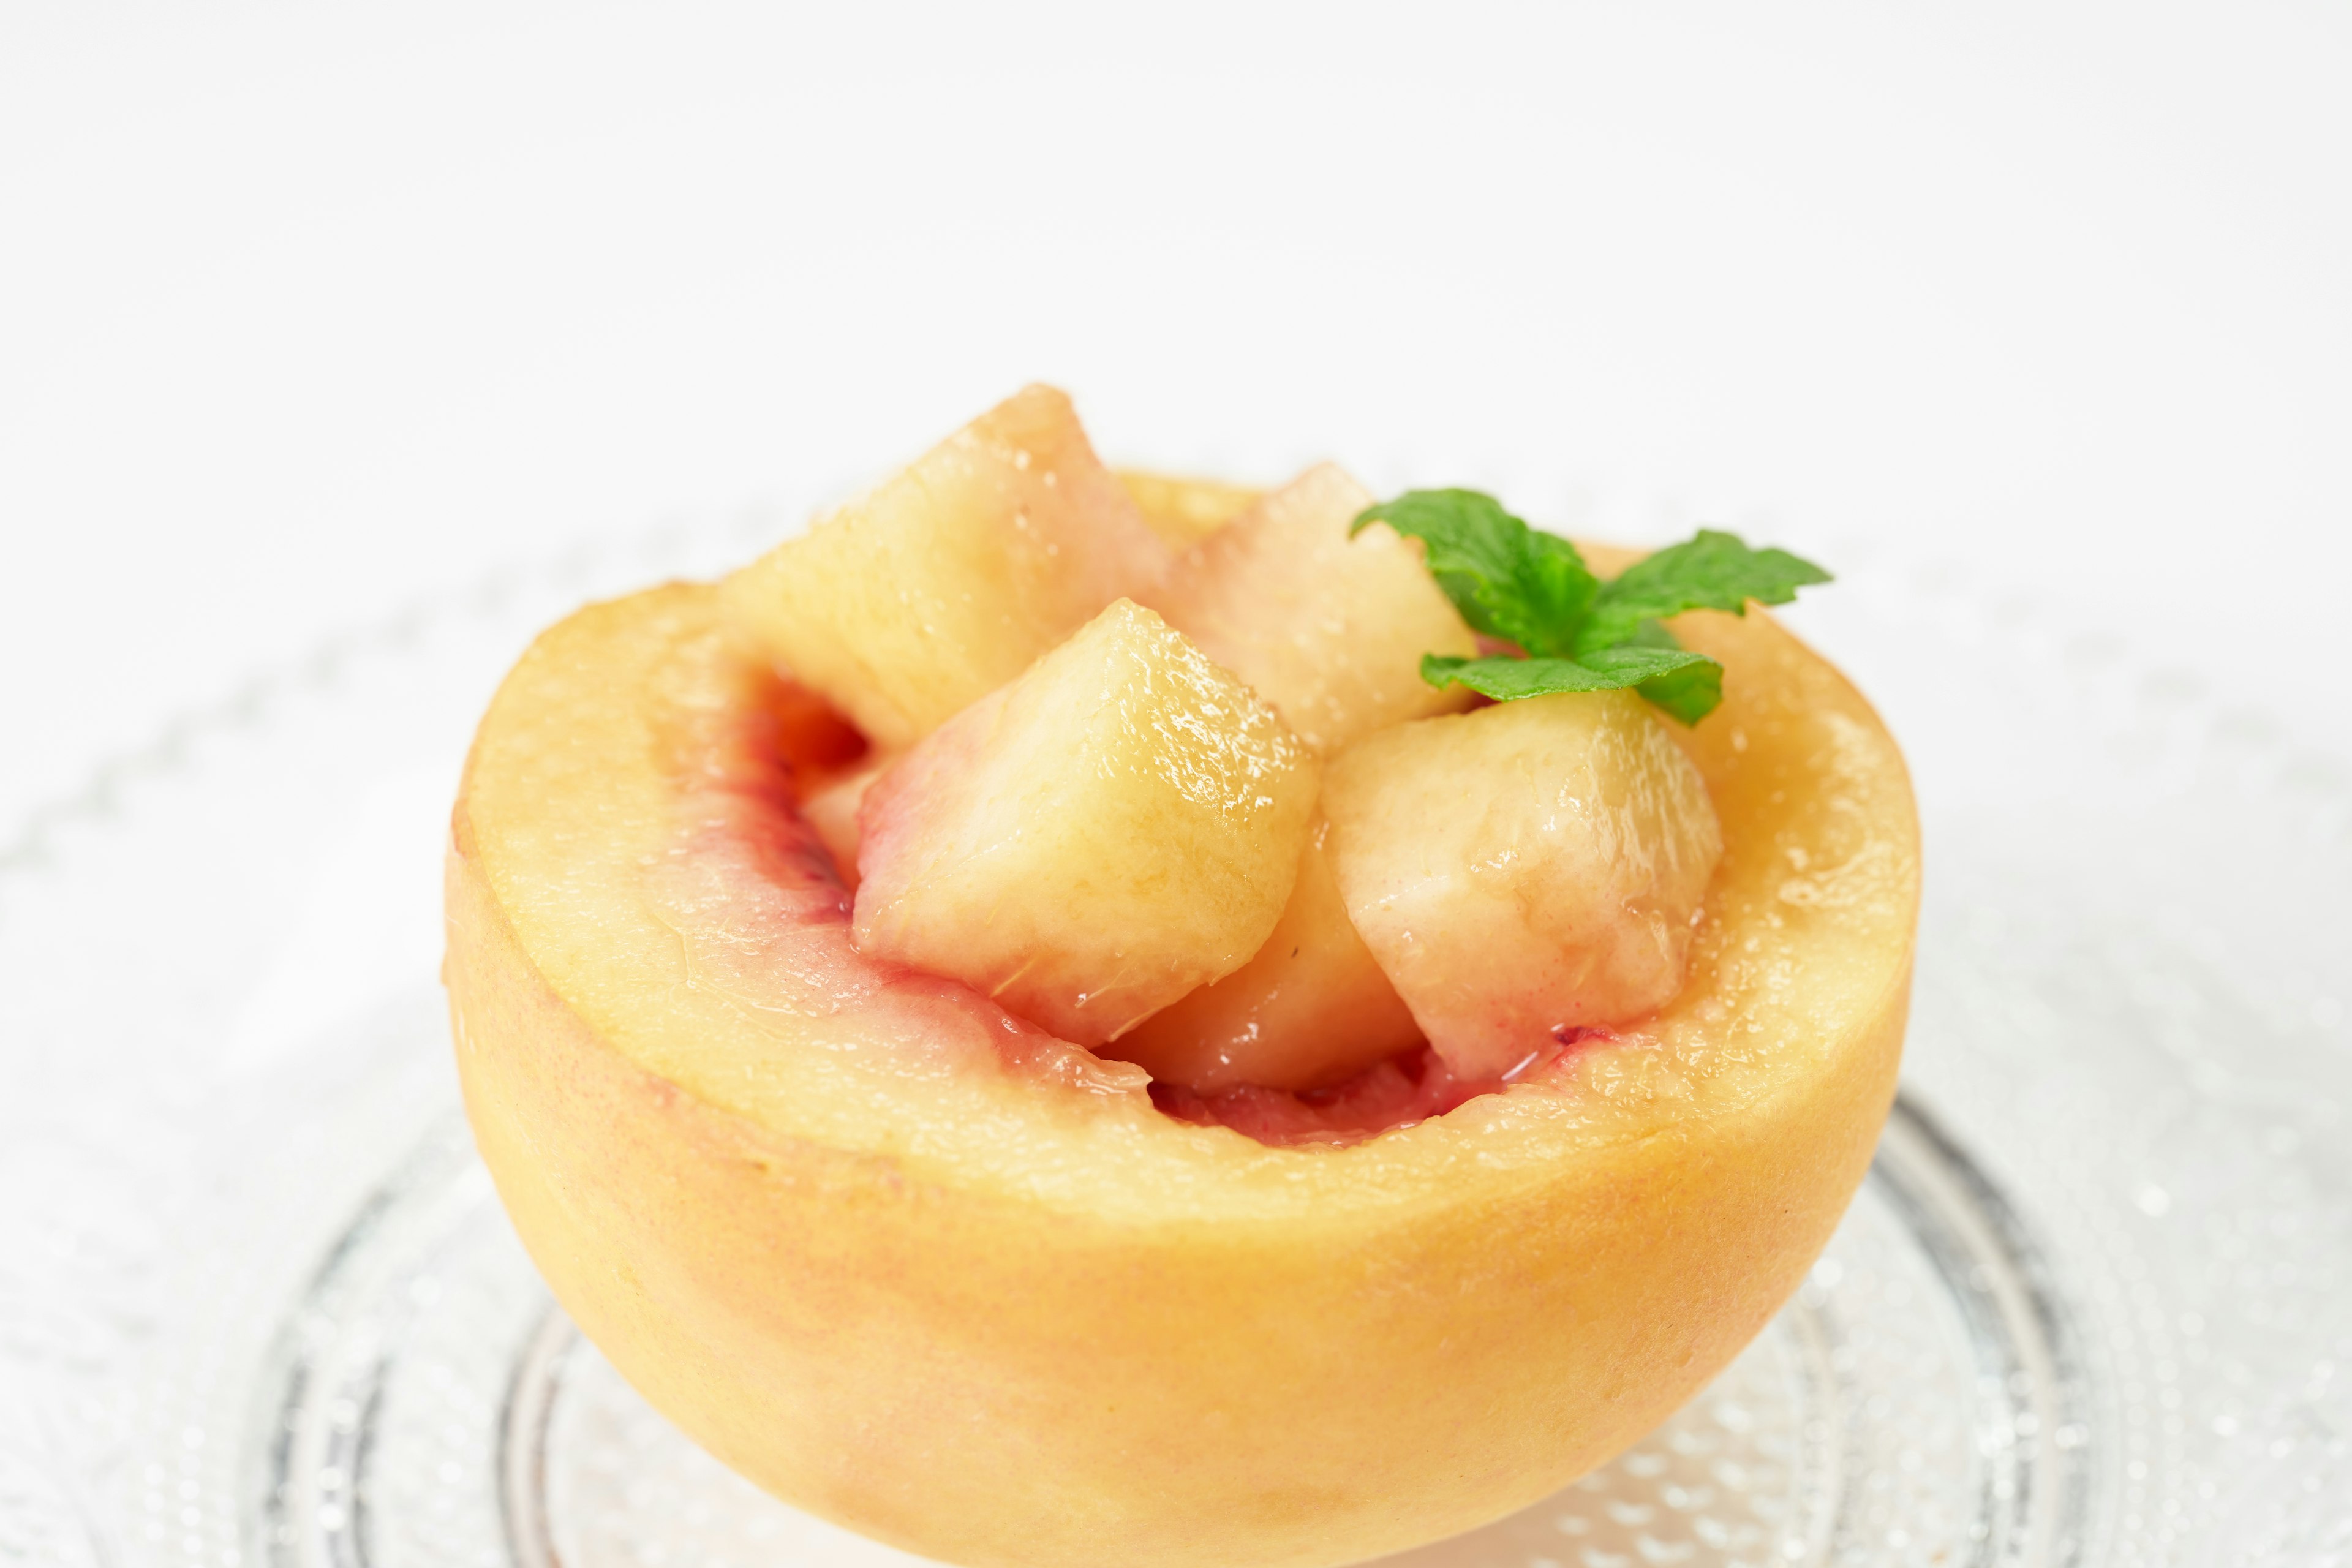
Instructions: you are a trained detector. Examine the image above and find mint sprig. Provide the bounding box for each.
[1352,491,1829,724]
[1349,489,1597,658]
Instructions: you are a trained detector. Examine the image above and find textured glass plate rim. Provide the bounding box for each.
[2,497,2348,1568]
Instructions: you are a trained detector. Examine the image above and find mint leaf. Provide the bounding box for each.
[1353,490,1597,658]
[1634,661,1725,725]
[1606,620,1727,723]
[1421,646,1720,710]
[1365,492,1826,723]
[1574,529,1831,656]
[1421,656,1621,701]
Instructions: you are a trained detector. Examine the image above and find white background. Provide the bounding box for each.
[4,1,2348,834]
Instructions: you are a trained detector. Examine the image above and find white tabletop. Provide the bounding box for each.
[6,2,2348,832]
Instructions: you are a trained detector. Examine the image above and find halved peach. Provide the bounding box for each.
[446,571,1917,1568]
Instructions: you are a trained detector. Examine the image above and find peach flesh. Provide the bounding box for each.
[1143,462,1481,755]
[446,576,1917,1568]
[1110,816,1426,1095]
[720,385,1168,751]
[1116,469,1262,549]
[851,600,1318,1048]
[1322,688,1724,1082]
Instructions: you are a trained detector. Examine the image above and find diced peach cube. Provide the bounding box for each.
[1116,470,1263,549]
[854,601,1317,1046]
[1322,691,1724,1080]
[721,385,1169,750]
[1109,817,1422,1091]
[1145,463,1477,753]
[800,755,891,894]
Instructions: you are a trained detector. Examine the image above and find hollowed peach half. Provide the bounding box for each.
[445,571,1917,1568]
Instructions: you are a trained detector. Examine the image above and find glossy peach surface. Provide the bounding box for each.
[1147,463,1478,754]
[853,600,1316,1046]
[1116,469,1262,549]
[1110,816,1423,1092]
[446,576,1917,1568]
[1324,689,1724,1081]
[719,386,1167,750]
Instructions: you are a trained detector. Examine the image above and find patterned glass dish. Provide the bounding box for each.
[2,500,2346,1568]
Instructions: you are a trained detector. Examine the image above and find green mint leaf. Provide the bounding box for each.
[1370,490,1826,723]
[1420,646,1720,710]
[1354,489,1598,658]
[1603,620,1726,722]
[1636,662,1725,725]
[1420,655,1620,701]
[1589,647,1726,724]
[1574,529,1831,656]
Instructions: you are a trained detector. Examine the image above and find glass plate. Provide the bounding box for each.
[3,508,2346,1568]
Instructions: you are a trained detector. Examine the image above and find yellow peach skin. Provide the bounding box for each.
[445,560,1917,1567]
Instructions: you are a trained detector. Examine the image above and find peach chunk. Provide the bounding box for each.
[720,385,1167,750]
[1116,469,1263,549]
[854,600,1317,1046]
[1324,690,1724,1081]
[1146,462,1477,753]
[801,755,891,894]
[1110,818,1422,1092]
